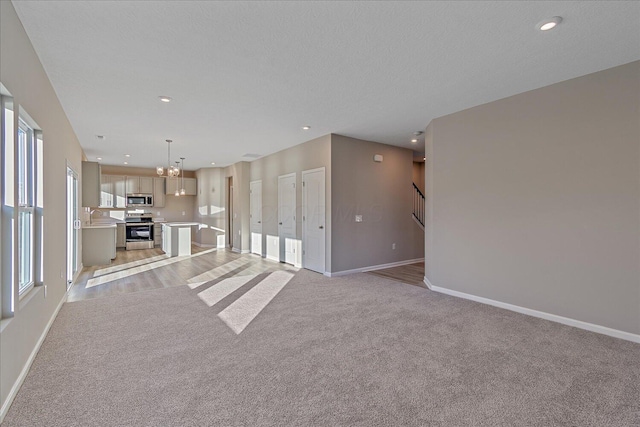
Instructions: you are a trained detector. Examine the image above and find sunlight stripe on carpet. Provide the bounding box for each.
[197,274,258,307]
[218,271,294,334]
[187,258,252,288]
[86,248,217,288]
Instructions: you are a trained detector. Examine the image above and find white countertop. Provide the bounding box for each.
[163,222,199,227]
[83,224,117,229]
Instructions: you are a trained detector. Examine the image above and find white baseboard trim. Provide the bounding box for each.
[231,247,240,253]
[427,282,640,344]
[326,258,423,277]
[266,255,280,263]
[0,293,67,423]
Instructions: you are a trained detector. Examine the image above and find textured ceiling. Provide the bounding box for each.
[11,1,640,169]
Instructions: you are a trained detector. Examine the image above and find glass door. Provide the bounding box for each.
[66,166,79,289]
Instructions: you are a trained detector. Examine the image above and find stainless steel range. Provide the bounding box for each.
[125,213,154,250]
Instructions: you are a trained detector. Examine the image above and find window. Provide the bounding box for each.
[1,86,43,316]
[17,119,36,296]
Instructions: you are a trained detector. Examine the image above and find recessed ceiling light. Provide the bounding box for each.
[125,154,130,157]
[537,16,562,31]
[211,162,216,165]
[124,162,128,165]
[97,157,102,160]
[302,126,311,130]
[411,139,418,143]
[159,96,172,103]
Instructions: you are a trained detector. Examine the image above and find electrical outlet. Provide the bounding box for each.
[182,211,185,216]
[392,243,396,250]
[157,211,160,216]
[60,269,63,279]
[355,215,363,222]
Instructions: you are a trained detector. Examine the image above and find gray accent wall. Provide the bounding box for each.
[425,61,640,335]
[331,135,424,273]
[0,0,85,415]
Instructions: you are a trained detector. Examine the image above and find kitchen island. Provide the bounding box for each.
[162,222,199,257]
[82,224,117,266]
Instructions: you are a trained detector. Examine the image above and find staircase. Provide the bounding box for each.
[412,183,425,230]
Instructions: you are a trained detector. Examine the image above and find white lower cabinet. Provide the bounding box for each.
[82,226,116,266]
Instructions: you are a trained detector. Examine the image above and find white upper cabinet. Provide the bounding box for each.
[82,161,101,207]
[125,176,154,194]
[139,177,154,193]
[100,175,126,208]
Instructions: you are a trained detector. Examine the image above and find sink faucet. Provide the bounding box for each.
[89,209,102,225]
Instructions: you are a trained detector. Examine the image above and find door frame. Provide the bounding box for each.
[66,162,80,290]
[227,176,233,249]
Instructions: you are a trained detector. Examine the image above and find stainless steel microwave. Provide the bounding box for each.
[126,194,153,207]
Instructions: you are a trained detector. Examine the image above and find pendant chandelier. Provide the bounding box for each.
[180,157,186,195]
[157,139,180,177]
[174,162,181,196]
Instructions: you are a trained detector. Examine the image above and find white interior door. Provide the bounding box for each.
[302,168,325,273]
[250,180,262,255]
[278,173,296,264]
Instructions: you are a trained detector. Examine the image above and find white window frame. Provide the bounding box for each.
[17,119,35,297]
[1,86,44,316]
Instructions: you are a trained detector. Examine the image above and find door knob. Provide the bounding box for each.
[319,225,324,229]
[258,221,261,223]
[279,222,283,225]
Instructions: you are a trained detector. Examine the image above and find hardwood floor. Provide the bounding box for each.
[366,262,426,288]
[68,246,298,302]
[69,247,425,302]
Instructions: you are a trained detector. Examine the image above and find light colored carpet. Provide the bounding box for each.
[3,269,639,426]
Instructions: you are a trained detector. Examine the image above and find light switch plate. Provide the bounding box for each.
[355,215,363,222]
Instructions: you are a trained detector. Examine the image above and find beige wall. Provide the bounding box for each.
[0,1,85,415]
[193,167,226,247]
[249,135,332,269]
[412,161,425,194]
[223,162,251,252]
[425,61,640,335]
[331,135,424,273]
